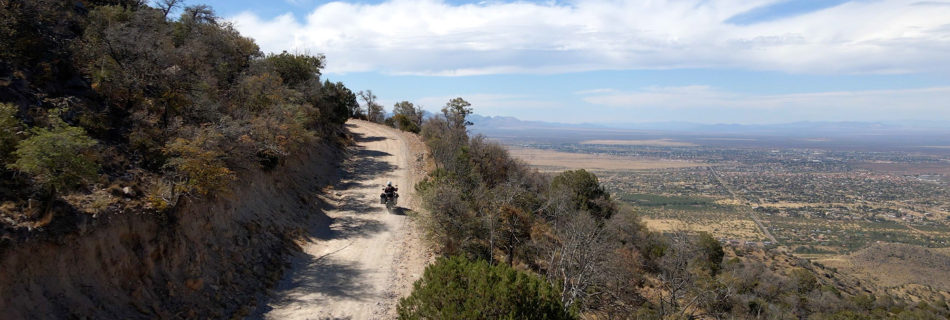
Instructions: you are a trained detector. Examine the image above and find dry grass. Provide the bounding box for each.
[854,161,950,175]
[752,201,860,209]
[580,139,697,147]
[642,218,765,240]
[816,243,950,292]
[506,147,708,171]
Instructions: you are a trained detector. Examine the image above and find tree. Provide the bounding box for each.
[416,175,483,257]
[442,97,473,130]
[319,80,359,125]
[155,0,184,19]
[181,5,216,25]
[392,101,423,133]
[265,51,325,88]
[543,210,610,310]
[9,111,99,196]
[498,205,533,266]
[550,169,617,220]
[790,268,819,295]
[695,232,725,276]
[358,90,385,123]
[397,256,575,320]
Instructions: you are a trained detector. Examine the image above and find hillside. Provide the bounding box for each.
[819,243,950,301]
[401,104,950,319]
[0,1,366,318]
[1,1,359,235]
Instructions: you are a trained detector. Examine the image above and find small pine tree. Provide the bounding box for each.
[397,256,575,320]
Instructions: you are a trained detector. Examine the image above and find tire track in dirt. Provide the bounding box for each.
[252,120,429,320]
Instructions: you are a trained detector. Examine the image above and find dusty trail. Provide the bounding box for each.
[253,120,429,320]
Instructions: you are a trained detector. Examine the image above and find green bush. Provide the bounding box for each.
[9,112,99,194]
[551,169,616,220]
[265,51,324,87]
[0,103,22,165]
[393,113,420,133]
[695,232,725,276]
[397,256,575,320]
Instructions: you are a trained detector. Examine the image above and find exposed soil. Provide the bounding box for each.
[0,140,345,319]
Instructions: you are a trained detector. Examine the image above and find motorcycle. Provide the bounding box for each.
[380,186,398,210]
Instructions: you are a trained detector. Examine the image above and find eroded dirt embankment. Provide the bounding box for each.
[0,141,344,319]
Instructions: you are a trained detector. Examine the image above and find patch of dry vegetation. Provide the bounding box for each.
[580,139,698,147]
[643,218,766,241]
[854,162,950,175]
[817,243,950,295]
[507,147,707,171]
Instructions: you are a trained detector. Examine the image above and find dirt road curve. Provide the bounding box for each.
[253,120,428,320]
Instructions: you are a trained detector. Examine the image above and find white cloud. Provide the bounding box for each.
[229,0,950,75]
[581,86,950,123]
[413,93,560,113]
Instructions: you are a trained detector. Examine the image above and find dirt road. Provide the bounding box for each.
[708,167,779,244]
[253,120,429,320]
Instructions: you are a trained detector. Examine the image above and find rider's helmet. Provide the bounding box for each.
[387,181,392,187]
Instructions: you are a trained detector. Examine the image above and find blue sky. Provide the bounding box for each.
[185,0,950,124]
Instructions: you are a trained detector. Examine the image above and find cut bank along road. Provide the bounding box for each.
[253,120,428,320]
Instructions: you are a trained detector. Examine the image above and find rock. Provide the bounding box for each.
[185,278,204,291]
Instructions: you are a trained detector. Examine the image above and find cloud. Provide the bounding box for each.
[725,0,851,25]
[229,0,950,76]
[574,88,617,95]
[581,86,950,123]
[413,93,561,113]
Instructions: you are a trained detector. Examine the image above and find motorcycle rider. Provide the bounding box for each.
[381,181,398,204]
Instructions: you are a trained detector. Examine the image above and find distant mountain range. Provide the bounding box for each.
[467,114,950,136]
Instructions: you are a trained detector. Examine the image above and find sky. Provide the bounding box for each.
[188,0,950,124]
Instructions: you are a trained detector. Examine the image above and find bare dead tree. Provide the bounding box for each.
[155,0,184,19]
[544,210,609,309]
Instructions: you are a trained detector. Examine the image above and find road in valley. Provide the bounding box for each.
[708,167,779,244]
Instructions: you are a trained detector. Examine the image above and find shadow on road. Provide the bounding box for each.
[249,123,398,319]
[307,215,388,241]
[250,254,377,319]
[388,207,407,216]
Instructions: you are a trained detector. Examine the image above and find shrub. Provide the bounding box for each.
[790,268,819,294]
[551,169,616,220]
[0,103,22,165]
[397,256,575,320]
[695,231,725,276]
[392,101,423,133]
[163,129,235,197]
[265,51,324,88]
[318,80,359,125]
[9,111,99,195]
[393,113,420,133]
